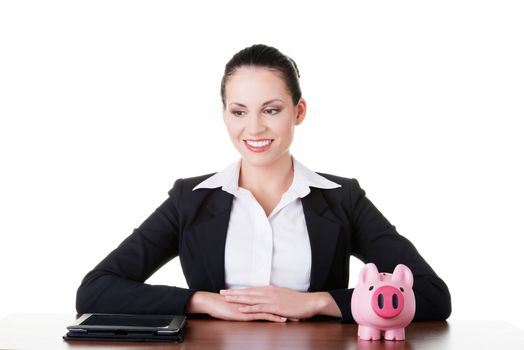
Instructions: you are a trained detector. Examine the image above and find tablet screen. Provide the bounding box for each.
[81,314,175,328]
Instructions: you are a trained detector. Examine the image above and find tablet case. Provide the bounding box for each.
[63,330,185,342]
[63,314,186,343]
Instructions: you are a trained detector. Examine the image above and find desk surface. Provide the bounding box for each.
[1,313,523,349]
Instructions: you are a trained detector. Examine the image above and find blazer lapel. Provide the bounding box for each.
[192,189,234,292]
[301,187,343,292]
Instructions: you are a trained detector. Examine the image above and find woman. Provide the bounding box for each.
[75,44,452,323]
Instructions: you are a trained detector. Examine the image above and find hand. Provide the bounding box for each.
[186,291,288,323]
[220,285,325,320]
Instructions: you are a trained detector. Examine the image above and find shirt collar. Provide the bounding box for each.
[192,155,341,198]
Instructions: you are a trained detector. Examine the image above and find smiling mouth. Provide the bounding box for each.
[243,139,274,152]
[244,139,274,147]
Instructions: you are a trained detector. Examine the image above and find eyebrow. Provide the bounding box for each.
[228,98,285,108]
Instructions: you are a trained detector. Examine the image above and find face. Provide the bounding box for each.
[222,66,306,168]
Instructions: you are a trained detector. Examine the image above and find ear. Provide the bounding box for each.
[359,263,380,285]
[294,98,307,126]
[391,264,414,288]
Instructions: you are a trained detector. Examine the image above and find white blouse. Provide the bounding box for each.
[192,155,341,291]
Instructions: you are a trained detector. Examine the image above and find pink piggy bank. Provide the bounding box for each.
[351,263,416,341]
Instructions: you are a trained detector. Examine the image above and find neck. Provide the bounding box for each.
[238,153,294,194]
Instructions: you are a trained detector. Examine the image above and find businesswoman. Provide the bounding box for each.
[76,44,452,323]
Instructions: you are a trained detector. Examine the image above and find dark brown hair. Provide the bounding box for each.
[220,44,302,108]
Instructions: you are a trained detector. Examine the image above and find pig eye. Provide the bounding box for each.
[400,287,404,292]
[369,286,374,291]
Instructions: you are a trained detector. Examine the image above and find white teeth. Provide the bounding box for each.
[246,140,272,147]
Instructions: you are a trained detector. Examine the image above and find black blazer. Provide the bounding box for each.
[75,172,452,323]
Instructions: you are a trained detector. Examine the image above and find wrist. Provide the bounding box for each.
[311,292,342,318]
[185,291,215,315]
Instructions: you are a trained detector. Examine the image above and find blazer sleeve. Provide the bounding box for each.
[75,178,197,315]
[327,179,452,323]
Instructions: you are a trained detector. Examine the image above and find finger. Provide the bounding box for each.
[245,313,287,323]
[238,304,281,316]
[224,294,267,305]
[239,305,301,321]
[238,304,264,313]
[220,287,266,296]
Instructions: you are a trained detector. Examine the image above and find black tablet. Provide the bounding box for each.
[63,313,187,342]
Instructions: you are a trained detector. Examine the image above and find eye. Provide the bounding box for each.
[369,286,374,291]
[400,287,404,293]
[265,108,280,115]
[231,110,246,117]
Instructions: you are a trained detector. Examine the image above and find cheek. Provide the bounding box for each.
[224,120,242,139]
[273,120,294,140]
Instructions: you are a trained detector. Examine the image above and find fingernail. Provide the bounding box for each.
[280,317,287,321]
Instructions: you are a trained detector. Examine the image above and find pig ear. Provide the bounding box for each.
[392,264,414,288]
[359,263,380,285]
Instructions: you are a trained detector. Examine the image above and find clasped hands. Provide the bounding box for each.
[216,285,323,322]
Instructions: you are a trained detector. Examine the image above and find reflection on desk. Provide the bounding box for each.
[0,313,523,349]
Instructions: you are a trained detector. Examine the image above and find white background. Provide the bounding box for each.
[1,0,523,330]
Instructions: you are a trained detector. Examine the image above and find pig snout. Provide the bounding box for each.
[371,285,405,319]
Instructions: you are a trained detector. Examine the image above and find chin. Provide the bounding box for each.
[240,153,279,168]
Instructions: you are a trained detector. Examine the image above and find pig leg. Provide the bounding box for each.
[358,325,381,340]
[384,328,405,341]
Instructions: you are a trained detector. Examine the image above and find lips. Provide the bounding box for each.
[243,139,274,153]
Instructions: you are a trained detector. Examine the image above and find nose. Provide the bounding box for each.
[372,286,404,319]
[246,114,266,134]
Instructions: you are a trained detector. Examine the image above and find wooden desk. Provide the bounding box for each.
[1,313,523,349]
